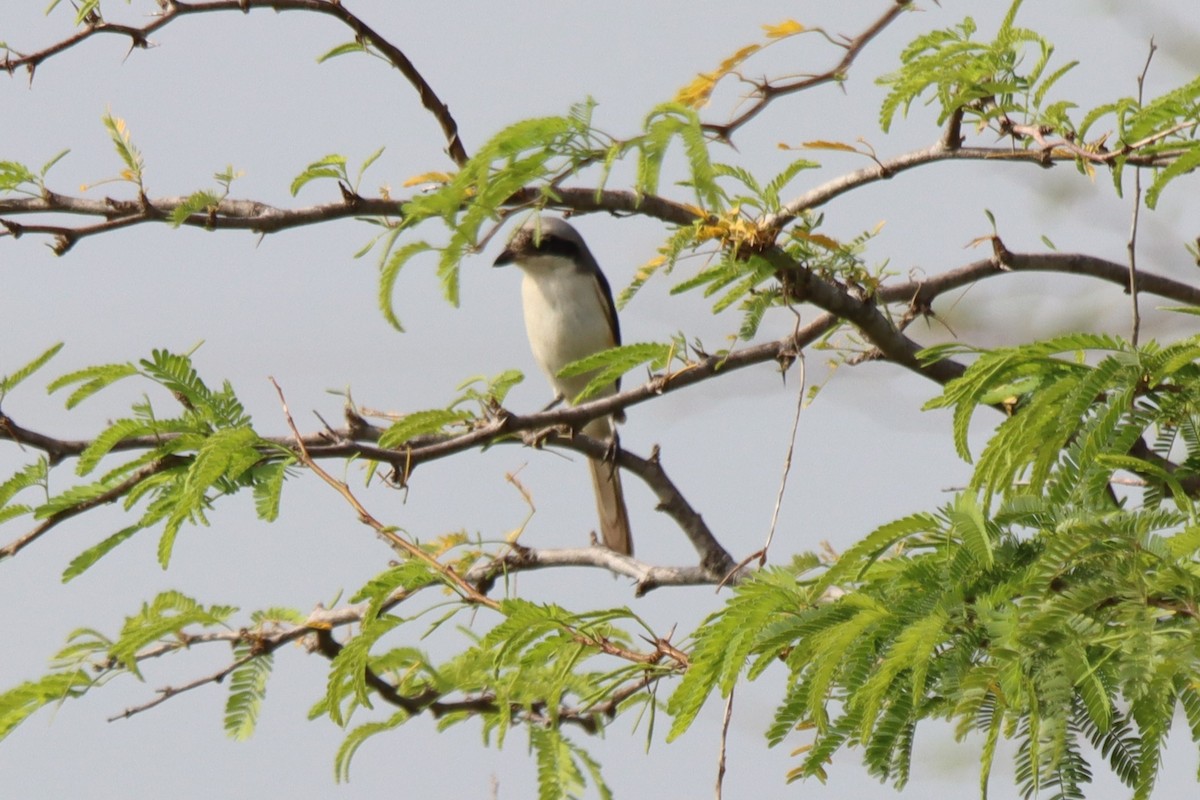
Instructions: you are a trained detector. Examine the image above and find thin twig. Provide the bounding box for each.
[715,685,736,800]
[1128,38,1157,346]
[109,648,258,722]
[761,355,805,565]
[270,377,500,611]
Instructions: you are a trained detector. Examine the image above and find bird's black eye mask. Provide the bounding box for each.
[528,233,581,260]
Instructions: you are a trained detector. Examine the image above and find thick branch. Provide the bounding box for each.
[6,246,1200,564]
[882,251,1200,308]
[465,545,739,597]
[0,186,697,251]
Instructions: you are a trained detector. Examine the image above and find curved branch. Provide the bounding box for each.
[764,143,1177,232]
[701,0,914,142]
[2,0,468,165]
[882,250,1200,309]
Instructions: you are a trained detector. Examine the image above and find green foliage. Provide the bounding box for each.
[314,592,666,794]
[637,103,722,211]
[661,330,1200,795]
[924,333,1200,510]
[168,165,242,228]
[0,670,95,743]
[878,0,1075,134]
[557,342,675,402]
[7,6,1200,798]
[0,342,63,401]
[224,647,275,741]
[0,150,67,197]
[30,348,287,574]
[291,147,384,197]
[100,110,143,189]
[111,591,237,677]
[385,100,611,321]
[670,493,1200,798]
[530,725,613,800]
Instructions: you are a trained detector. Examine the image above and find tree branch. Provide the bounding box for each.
[0,186,698,251]
[2,0,468,165]
[701,0,914,142]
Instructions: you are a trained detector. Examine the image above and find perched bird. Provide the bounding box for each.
[493,215,633,555]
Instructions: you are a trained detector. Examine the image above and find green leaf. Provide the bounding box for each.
[251,457,293,522]
[378,239,433,331]
[377,409,472,450]
[224,648,274,741]
[317,41,369,63]
[61,525,142,583]
[531,726,586,800]
[109,591,237,678]
[1145,142,1200,210]
[0,459,48,510]
[290,154,349,196]
[47,361,139,408]
[557,342,673,402]
[0,160,37,193]
[168,190,222,228]
[333,711,409,782]
[0,342,63,396]
[0,670,94,743]
[356,146,386,190]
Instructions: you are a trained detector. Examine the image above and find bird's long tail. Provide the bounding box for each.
[584,417,632,556]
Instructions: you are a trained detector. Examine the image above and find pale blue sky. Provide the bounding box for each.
[2,2,1199,798]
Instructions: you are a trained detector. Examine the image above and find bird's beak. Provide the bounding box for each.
[493,247,516,268]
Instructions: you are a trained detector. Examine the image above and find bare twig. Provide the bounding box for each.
[1128,39,1158,345]
[764,141,1177,232]
[761,356,805,565]
[270,377,500,611]
[109,647,259,722]
[715,686,736,800]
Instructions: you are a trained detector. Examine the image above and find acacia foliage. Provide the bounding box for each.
[2,2,1200,798]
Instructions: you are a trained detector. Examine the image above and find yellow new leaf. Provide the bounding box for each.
[716,43,761,76]
[634,255,667,283]
[763,19,805,39]
[801,140,861,153]
[675,72,718,109]
[792,230,844,251]
[402,171,453,188]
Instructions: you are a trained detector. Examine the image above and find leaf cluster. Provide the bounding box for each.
[878,1,1075,133]
[0,345,291,577]
[666,330,1200,797]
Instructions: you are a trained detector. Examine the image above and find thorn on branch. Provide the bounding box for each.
[337,181,361,207]
[989,235,1013,270]
[51,233,76,255]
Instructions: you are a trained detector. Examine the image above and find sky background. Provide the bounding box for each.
[2,2,1200,798]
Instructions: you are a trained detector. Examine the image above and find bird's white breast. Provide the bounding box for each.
[518,254,615,402]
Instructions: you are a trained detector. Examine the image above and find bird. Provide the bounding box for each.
[493,215,633,556]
